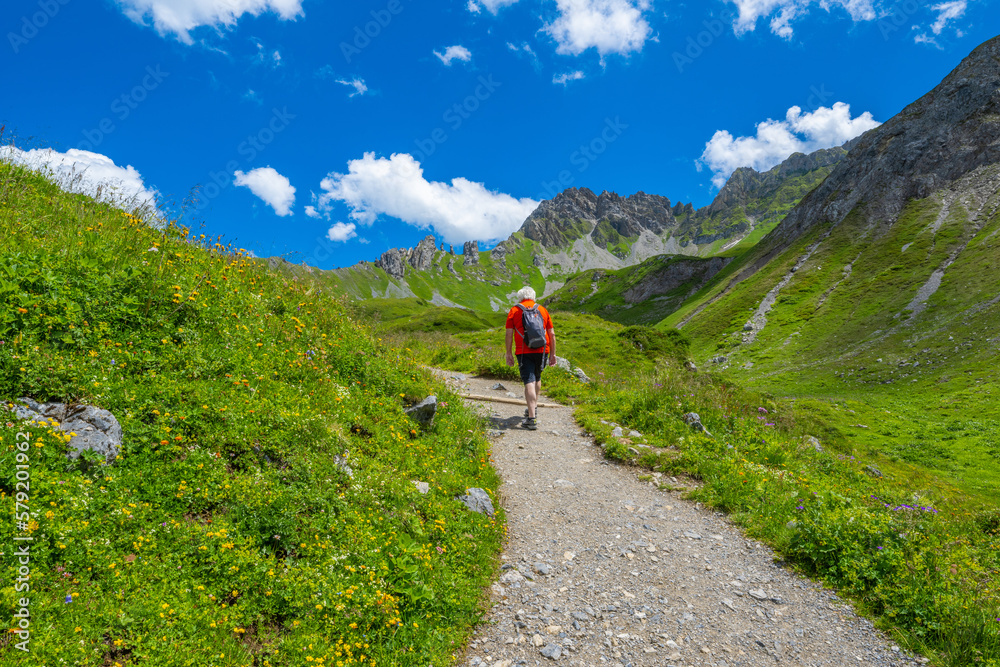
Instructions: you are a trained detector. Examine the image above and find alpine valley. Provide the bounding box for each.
[286,35,1000,504]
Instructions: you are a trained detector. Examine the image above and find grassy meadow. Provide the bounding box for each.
[0,161,505,666]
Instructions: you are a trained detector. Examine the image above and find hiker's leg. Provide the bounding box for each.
[524,382,538,419]
[532,354,546,419]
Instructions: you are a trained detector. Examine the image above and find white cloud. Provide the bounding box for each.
[698,102,880,188]
[930,0,966,33]
[327,222,358,242]
[553,70,585,85]
[316,152,539,244]
[304,205,322,219]
[433,45,473,66]
[116,0,305,44]
[507,41,541,69]
[543,0,653,57]
[468,0,520,14]
[914,2,967,45]
[242,89,262,104]
[725,0,877,38]
[336,77,368,97]
[0,146,159,213]
[234,166,296,216]
[507,41,536,56]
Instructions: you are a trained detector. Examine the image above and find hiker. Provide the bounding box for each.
[505,286,556,430]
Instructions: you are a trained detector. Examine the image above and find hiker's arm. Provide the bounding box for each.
[547,328,556,365]
[505,328,515,366]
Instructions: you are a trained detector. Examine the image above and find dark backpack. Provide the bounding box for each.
[516,304,547,349]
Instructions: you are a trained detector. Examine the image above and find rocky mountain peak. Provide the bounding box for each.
[375,234,440,279]
[772,35,1000,245]
[409,235,438,271]
[708,145,848,215]
[463,240,480,265]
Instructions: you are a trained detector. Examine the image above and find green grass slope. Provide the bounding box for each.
[0,160,504,666]
[350,299,505,334]
[667,188,1000,503]
[543,255,734,325]
[307,233,553,315]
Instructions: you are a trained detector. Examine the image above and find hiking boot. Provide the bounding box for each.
[522,417,538,430]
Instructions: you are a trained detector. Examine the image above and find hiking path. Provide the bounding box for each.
[437,371,924,667]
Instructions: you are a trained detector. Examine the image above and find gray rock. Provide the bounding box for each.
[408,235,438,271]
[611,426,624,438]
[684,361,697,372]
[375,248,407,279]
[463,241,480,265]
[683,531,702,540]
[534,562,551,575]
[13,399,122,463]
[413,481,430,494]
[712,356,728,364]
[492,383,507,391]
[749,589,768,600]
[540,644,562,660]
[864,465,884,478]
[682,412,711,436]
[803,435,823,452]
[500,570,526,586]
[405,395,437,427]
[554,356,591,383]
[571,611,589,621]
[457,487,495,517]
[628,430,641,437]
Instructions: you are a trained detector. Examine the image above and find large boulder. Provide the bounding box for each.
[405,395,437,428]
[12,398,122,463]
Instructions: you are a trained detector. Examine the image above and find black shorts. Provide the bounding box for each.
[516,353,548,384]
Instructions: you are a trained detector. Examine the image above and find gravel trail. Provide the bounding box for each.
[440,372,924,667]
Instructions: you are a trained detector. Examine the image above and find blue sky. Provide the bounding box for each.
[2,0,996,268]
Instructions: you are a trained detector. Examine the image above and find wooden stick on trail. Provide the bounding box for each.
[459,394,561,408]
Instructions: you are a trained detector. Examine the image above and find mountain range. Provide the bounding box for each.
[276,35,999,398]
[298,141,846,314]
